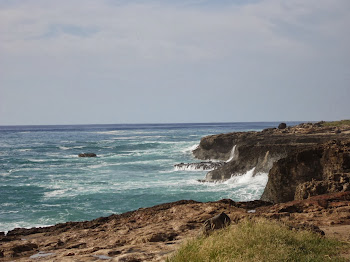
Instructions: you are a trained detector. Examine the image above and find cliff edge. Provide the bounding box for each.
[193,121,350,203]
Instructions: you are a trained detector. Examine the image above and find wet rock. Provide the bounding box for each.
[202,212,231,235]
[78,153,97,157]
[174,161,225,171]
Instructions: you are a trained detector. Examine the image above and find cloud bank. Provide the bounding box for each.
[1,0,349,124]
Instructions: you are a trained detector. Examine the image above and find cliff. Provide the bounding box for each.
[193,121,350,203]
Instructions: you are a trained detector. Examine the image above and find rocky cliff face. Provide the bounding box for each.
[261,140,350,203]
[193,123,350,182]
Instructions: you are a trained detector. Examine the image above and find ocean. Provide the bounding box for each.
[0,122,299,233]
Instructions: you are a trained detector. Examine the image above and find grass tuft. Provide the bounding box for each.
[167,218,348,262]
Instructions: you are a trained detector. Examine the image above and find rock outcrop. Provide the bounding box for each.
[193,122,350,182]
[202,212,231,235]
[1,192,350,261]
[174,161,225,171]
[261,140,350,203]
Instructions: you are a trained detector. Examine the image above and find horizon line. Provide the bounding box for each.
[0,120,325,127]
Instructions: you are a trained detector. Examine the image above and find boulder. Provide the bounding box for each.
[78,153,97,157]
[278,123,287,129]
[202,212,231,235]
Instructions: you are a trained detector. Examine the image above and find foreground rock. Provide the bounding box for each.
[1,192,349,261]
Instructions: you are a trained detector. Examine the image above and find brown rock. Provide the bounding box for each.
[261,141,350,203]
[11,243,38,257]
[202,212,231,235]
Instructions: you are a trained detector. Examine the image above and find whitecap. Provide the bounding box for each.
[59,146,70,150]
[44,189,68,198]
[18,149,32,152]
[28,159,46,162]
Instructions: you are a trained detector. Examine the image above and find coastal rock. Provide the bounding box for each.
[10,243,38,257]
[1,192,350,261]
[193,122,350,182]
[78,153,97,157]
[278,123,287,129]
[2,192,350,261]
[202,212,231,236]
[174,161,225,171]
[261,140,350,203]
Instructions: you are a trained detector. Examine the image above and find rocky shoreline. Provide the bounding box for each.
[1,121,350,261]
[193,121,350,203]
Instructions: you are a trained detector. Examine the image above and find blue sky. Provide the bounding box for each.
[1,0,349,125]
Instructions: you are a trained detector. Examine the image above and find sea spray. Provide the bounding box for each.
[226,145,236,163]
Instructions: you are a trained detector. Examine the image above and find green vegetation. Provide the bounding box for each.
[168,219,348,262]
[321,120,350,127]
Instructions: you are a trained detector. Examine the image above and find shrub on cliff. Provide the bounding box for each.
[168,218,348,262]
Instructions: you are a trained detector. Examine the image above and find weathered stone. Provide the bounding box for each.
[202,212,231,235]
[11,243,38,257]
[261,140,350,203]
[193,122,350,182]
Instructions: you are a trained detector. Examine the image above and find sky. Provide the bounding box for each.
[0,0,349,125]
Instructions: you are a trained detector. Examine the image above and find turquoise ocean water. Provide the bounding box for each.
[0,122,299,233]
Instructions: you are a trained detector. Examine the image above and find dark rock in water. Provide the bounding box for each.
[278,123,287,129]
[174,161,225,171]
[202,212,231,236]
[78,153,97,157]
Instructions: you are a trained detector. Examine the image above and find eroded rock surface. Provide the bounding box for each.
[1,192,350,261]
[261,140,350,203]
[193,122,350,182]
